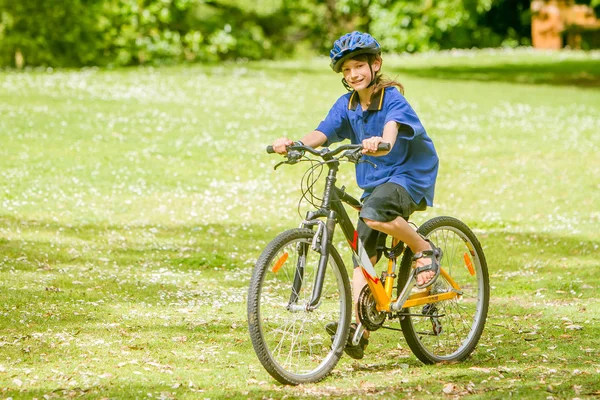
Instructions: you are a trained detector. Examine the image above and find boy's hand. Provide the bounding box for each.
[272,137,294,154]
[362,137,383,154]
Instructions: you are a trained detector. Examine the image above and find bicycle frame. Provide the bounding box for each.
[250,143,489,383]
[295,155,463,314]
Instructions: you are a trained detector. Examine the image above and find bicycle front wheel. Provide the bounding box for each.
[398,216,490,364]
[247,228,352,385]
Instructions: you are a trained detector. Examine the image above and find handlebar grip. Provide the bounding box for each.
[378,143,391,151]
[266,145,275,154]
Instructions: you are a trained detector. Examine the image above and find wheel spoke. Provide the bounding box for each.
[248,229,351,384]
[400,217,489,363]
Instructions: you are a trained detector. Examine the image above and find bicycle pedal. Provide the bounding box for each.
[351,323,366,346]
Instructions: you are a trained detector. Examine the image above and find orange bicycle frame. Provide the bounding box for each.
[354,238,462,312]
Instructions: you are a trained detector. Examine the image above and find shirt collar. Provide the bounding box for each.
[348,88,385,111]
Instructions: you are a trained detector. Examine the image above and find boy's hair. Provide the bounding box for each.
[342,54,405,95]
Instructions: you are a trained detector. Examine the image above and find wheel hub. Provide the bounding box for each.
[422,303,443,335]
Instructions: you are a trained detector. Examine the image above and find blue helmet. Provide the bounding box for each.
[330,31,381,73]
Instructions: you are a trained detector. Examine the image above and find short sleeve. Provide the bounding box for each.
[384,88,426,140]
[315,95,351,145]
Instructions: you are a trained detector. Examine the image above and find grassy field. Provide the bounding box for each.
[1,48,599,399]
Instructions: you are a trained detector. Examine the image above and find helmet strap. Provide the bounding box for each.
[341,78,353,92]
[367,64,377,88]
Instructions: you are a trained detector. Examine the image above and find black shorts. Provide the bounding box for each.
[357,182,426,262]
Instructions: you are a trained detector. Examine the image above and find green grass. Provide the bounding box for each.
[1,48,599,398]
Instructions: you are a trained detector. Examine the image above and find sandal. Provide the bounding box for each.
[412,239,443,289]
[325,322,368,360]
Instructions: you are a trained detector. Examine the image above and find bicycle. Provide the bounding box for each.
[247,142,490,385]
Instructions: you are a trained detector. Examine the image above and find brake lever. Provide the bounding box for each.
[274,150,304,170]
[359,158,377,168]
[287,150,304,163]
[342,149,363,164]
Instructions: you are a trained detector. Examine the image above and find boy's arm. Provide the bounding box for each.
[272,130,328,154]
[299,130,328,148]
[362,121,398,155]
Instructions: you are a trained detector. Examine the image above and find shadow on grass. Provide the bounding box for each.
[244,56,600,88]
[0,215,270,273]
[2,215,598,298]
[388,59,600,88]
[479,230,599,283]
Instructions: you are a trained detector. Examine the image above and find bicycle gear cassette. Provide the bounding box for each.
[357,285,386,331]
[422,304,443,336]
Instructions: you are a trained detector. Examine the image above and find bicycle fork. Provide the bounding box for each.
[287,211,337,312]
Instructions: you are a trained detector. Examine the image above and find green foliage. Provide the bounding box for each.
[0,0,106,67]
[0,0,597,67]
[0,0,282,67]
[367,0,491,52]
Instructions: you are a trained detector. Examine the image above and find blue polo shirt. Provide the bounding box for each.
[316,86,438,206]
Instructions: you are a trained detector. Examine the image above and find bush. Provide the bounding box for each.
[3,0,587,68]
[0,0,279,67]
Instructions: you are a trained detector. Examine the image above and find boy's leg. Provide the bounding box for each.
[358,183,434,287]
[362,216,435,287]
[355,215,390,338]
[352,266,373,339]
[347,219,383,352]
[324,265,370,359]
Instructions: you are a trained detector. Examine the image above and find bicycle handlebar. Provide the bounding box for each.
[266,142,390,156]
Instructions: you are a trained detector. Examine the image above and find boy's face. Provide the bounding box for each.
[341,58,381,91]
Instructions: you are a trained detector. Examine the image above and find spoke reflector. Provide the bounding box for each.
[464,252,475,276]
[272,252,289,273]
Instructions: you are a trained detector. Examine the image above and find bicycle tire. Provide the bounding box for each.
[398,216,490,364]
[247,228,352,384]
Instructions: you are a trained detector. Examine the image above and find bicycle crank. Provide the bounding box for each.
[357,285,386,331]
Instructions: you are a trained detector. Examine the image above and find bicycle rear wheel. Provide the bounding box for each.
[398,216,489,364]
[247,228,351,385]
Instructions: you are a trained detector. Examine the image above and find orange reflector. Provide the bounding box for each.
[464,253,475,276]
[272,252,289,273]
